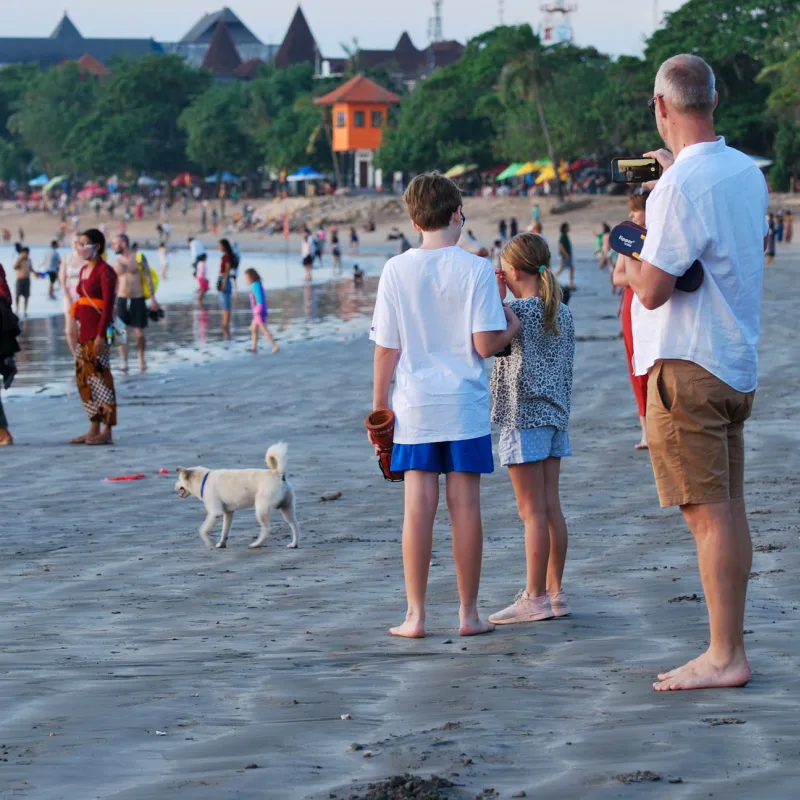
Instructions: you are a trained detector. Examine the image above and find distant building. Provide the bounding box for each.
[199,19,266,82]
[163,6,275,68]
[314,75,400,189]
[0,13,162,68]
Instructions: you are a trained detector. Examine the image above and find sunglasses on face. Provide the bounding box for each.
[648,95,663,117]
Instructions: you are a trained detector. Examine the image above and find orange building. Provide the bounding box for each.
[314,75,400,189]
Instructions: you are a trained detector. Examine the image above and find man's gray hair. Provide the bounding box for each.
[654,54,716,115]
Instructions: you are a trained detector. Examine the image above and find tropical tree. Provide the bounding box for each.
[500,28,565,198]
[68,54,210,176]
[179,83,258,179]
[9,64,98,176]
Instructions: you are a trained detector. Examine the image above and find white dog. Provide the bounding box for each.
[174,443,299,550]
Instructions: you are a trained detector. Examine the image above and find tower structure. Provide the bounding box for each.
[499,0,505,25]
[428,0,443,44]
[540,0,577,45]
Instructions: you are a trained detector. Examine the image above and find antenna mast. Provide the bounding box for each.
[540,0,577,45]
[428,0,444,44]
[499,0,505,25]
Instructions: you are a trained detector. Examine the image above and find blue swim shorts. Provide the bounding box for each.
[390,434,494,474]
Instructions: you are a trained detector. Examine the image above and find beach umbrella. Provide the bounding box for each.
[28,173,49,187]
[534,162,568,185]
[443,164,478,179]
[78,183,107,199]
[29,191,43,200]
[483,163,509,177]
[567,158,596,173]
[205,171,240,183]
[286,166,324,182]
[44,175,68,194]
[137,175,158,187]
[496,163,524,181]
[750,155,773,170]
[515,162,541,177]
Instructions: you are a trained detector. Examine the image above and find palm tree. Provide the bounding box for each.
[500,32,565,201]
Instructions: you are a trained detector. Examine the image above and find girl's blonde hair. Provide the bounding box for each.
[501,233,563,335]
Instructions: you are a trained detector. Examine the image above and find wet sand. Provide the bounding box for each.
[0,243,798,799]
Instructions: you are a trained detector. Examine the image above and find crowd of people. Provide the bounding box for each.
[369,53,772,694]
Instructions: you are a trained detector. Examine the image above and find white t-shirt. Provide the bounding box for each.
[190,240,205,261]
[633,137,768,393]
[302,238,314,258]
[370,246,507,444]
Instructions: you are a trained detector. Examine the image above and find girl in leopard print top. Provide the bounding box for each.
[488,233,575,627]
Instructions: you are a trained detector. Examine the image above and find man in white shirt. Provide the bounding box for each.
[370,172,519,640]
[626,55,769,692]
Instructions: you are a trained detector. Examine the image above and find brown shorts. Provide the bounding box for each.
[646,360,754,508]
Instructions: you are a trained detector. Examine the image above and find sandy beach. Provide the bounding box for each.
[1,232,798,799]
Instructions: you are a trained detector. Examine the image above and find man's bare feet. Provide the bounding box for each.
[653,651,750,691]
[389,611,425,638]
[459,609,495,637]
[69,434,89,444]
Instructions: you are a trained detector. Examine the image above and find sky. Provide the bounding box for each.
[5,0,687,58]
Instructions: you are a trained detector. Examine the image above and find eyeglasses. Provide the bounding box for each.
[460,210,466,228]
[648,95,663,117]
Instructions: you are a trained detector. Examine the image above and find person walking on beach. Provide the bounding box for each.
[612,193,651,450]
[349,226,359,254]
[369,172,520,638]
[499,218,508,242]
[46,240,61,300]
[625,54,769,691]
[59,238,85,356]
[112,234,159,373]
[217,238,236,338]
[195,254,209,307]
[784,209,793,243]
[555,222,576,289]
[331,227,343,273]
[489,233,575,625]
[765,213,776,263]
[12,247,32,318]
[244,268,279,354]
[0,263,20,446]
[70,229,118,446]
[301,231,314,282]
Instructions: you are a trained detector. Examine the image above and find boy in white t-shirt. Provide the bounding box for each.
[369,173,520,638]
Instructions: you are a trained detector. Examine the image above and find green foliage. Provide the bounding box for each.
[9,64,98,175]
[67,55,210,176]
[179,83,257,177]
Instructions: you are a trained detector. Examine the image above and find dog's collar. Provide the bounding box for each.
[200,472,209,499]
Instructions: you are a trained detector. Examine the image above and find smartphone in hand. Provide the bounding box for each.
[611,157,663,183]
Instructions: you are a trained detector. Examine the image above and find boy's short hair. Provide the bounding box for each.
[404,172,462,232]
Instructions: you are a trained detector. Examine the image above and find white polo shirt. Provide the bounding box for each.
[370,246,506,445]
[633,137,769,392]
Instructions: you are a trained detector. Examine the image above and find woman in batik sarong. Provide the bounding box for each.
[70,229,118,445]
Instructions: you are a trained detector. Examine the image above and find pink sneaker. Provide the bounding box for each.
[489,591,555,625]
[549,591,571,618]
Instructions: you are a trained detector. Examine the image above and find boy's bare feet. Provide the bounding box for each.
[653,650,750,691]
[459,608,495,637]
[635,440,649,450]
[389,611,425,638]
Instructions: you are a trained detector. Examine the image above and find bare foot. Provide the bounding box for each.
[120,364,129,374]
[86,432,113,446]
[459,610,495,637]
[139,362,147,373]
[389,612,425,639]
[272,344,280,354]
[653,651,750,691]
[248,347,257,353]
[69,434,89,444]
[635,441,649,450]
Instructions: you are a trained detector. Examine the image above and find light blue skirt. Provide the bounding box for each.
[499,426,572,467]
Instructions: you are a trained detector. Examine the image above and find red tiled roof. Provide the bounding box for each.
[233,57,264,79]
[274,6,317,68]
[202,19,242,77]
[77,53,110,75]
[314,74,400,106]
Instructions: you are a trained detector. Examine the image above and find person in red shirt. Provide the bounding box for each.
[70,229,118,445]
